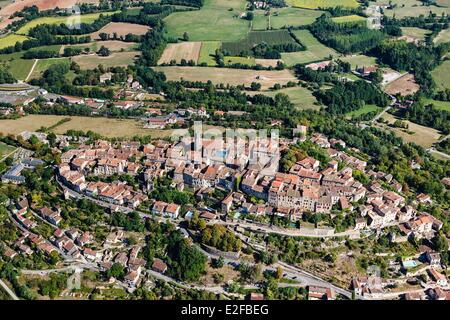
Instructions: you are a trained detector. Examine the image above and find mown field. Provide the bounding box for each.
[224,56,256,66]
[90,22,150,39]
[253,7,323,30]
[422,98,450,112]
[401,27,431,41]
[339,54,378,70]
[164,0,250,42]
[376,112,442,148]
[376,0,450,18]
[262,86,320,110]
[0,141,16,160]
[346,104,381,118]
[384,73,420,96]
[29,57,70,80]
[0,34,30,50]
[434,29,450,44]
[281,30,337,66]
[286,0,360,9]
[0,115,173,138]
[331,15,366,24]
[223,30,297,56]
[154,66,297,90]
[71,51,140,70]
[198,41,221,66]
[16,12,117,35]
[158,41,202,64]
[61,41,137,54]
[431,60,450,91]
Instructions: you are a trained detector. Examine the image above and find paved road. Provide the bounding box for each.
[371,94,396,124]
[427,147,450,160]
[0,279,19,300]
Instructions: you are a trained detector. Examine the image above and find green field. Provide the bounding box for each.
[431,60,450,91]
[0,51,33,80]
[164,0,250,42]
[16,12,118,35]
[339,54,378,70]
[0,142,16,160]
[27,44,63,54]
[198,41,221,66]
[401,27,431,41]
[253,7,324,30]
[346,104,381,118]
[29,58,70,80]
[223,30,297,56]
[331,15,366,24]
[8,58,35,80]
[422,98,450,112]
[0,34,30,50]
[224,56,256,66]
[434,29,450,44]
[286,0,360,9]
[281,30,337,66]
[263,86,320,110]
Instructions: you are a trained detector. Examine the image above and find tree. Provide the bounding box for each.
[212,256,224,269]
[276,266,283,280]
[250,82,261,91]
[182,32,189,41]
[106,262,125,280]
[97,46,110,57]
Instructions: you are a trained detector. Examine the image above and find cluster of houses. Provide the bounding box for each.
[1,158,44,184]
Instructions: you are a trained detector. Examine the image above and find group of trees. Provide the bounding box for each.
[371,40,450,94]
[315,80,389,114]
[396,102,450,134]
[309,14,385,54]
[29,63,115,99]
[200,224,242,252]
[161,0,204,7]
[0,68,16,84]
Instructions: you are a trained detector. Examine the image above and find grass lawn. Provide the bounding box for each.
[16,12,117,35]
[421,98,450,112]
[164,0,250,42]
[434,29,450,44]
[198,41,221,66]
[0,34,30,50]
[281,30,337,66]
[29,57,70,80]
[431,60,450,91]
[331,15,366,24]
[263,86,320,110]
[401,27,431,41]
[224,56,255,66]
[0,142,16,160]
[346,104,381,118]
[339,54,377,70]
[253,7,323,30]
[286,0,360,9]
